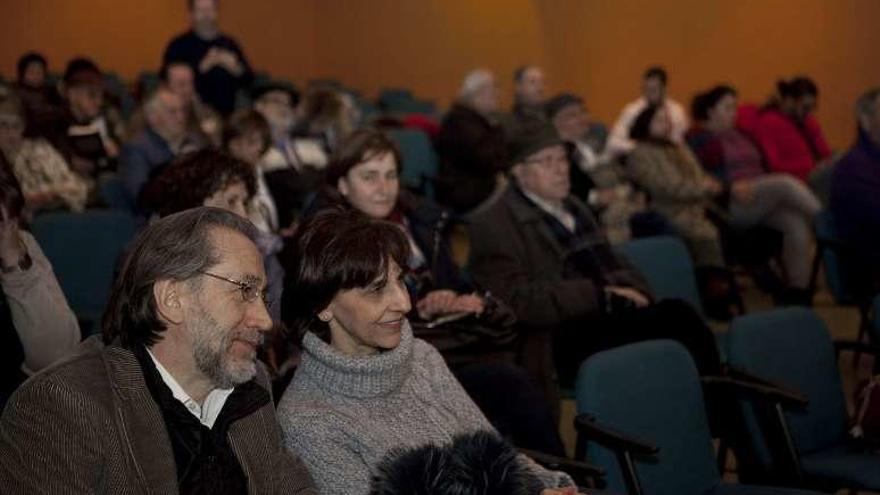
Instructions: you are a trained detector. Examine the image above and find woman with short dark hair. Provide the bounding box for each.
[276,209,574,494]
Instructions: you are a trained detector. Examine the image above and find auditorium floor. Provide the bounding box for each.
[557,279,877,491]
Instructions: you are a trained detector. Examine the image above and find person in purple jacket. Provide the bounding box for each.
[830,87,880,293]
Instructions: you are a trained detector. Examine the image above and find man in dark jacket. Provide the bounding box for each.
[468,123,721,405]
[163,0,253,116]
[436,69,508,216]
[830,87,880,293]
[0,208,316,494]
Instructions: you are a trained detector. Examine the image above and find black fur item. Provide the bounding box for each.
[369,431,544,495]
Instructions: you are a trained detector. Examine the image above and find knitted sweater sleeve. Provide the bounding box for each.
[417,341,576,489]
[280,407,373,495]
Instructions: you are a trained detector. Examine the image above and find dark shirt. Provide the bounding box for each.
[163,30,254,116]
[830,129,880,286]
[436,104,508,213]
[133,346,269,494]
[515,186,621,288]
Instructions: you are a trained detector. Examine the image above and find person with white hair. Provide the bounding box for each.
[436,69,508,215]
[119,87,204,210]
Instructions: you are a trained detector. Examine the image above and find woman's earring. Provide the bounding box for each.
[318,311,332,322]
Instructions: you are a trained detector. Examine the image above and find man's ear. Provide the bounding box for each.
[153,279,185,326]
[509,163,525,183]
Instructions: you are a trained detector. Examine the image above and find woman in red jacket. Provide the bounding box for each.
[746,77,832,183]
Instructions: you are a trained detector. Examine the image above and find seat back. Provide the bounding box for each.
[576,340,720,495]
[388,128,439,198]
[30,210,137,331]
[617,235,704,317]
[98,174,132,210]
[726,308,849,463]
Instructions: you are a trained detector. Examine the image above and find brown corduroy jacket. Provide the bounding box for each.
[0,336,317,494]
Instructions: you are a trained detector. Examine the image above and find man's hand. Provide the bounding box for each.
[606,286,651,308]
[198,47,223,73]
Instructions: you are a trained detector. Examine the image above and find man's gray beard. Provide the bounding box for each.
[190,310,260,389]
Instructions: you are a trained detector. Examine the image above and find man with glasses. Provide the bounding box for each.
[0,207,316,494]
[467,123,720,411]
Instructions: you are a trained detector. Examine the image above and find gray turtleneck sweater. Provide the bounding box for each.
[277,323,572,494]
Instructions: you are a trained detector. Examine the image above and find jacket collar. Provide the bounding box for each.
[503,185,568,260]
[103,341,179,495]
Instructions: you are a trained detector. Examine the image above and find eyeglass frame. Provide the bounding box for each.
[197,270,271,307]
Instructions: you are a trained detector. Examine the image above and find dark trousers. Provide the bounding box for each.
[453,362,567,457]
[554,299,722,385]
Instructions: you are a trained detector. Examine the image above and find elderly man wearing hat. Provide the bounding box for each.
[467,122,721,409]
[46,58,124,182]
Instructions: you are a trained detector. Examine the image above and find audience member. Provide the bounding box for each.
[436,69,508,215]
[304,128,566,455]
[511,65,547,127]
[546,93,661,244]
[252,83,328,226]
[161,59,222,147]
[120,87,201,209]
[298,86,359,153]
[746,77,832,184]
[163,0,254,116]
[688,85,820,303]
[0,95,89,212]
[627,104,725,267]
[830,87,880,293]
[276,209,575,494]
[225,109,281,233]
[467,123,721,404]
[12,52,62,138]
[0,161,79,409]
[140,149,286,323]
[1,207,317,492]
[608,65,689,156]
[48,58,123,180]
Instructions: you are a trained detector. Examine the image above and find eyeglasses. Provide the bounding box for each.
[198,270,270,306]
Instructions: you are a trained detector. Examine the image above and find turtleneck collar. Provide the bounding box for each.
[298,321,414,398]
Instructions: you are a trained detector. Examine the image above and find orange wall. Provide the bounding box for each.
[2,0,878,147]
[0,0,317,86]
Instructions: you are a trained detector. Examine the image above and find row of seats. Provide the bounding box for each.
[574,305,880,493]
